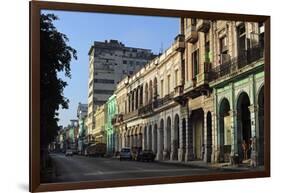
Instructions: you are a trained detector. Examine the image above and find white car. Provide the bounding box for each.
[119,147,132,160]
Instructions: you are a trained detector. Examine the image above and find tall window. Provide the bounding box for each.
[259,22,264,49]
[175,69,178,86]
[167,75,171,94]
[192,50,199,79]
[205,33,210,63]
[237,24,246,52]
[191,18,197,26]
[161,79,164,97]
[219,36,229,64]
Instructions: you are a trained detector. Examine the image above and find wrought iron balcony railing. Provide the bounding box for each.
[123,110,138,120]
[208,46,264,81]
[138,92,175,116]
[138,103,153,116]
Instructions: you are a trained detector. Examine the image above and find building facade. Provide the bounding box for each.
[111,19,264,166]
[87,40,156,136]
[105,95,118,155]
[93,104,106,144]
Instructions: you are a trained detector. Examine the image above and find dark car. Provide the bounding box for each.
[85,143,106,157]
[136,150,156,162]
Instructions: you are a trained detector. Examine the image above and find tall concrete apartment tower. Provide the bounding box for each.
[87,40,156,136]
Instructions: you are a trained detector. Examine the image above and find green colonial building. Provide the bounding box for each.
[105,94,118,155]
[210,46,264,165]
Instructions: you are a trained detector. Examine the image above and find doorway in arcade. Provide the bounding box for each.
[189,108,204,160]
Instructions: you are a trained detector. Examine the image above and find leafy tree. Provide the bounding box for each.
[40,13,77,149]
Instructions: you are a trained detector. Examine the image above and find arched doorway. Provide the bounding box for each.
[143,126,147,149]
[236,92,251,161]
[158,119,164,160]
[258,86,264,165]
[219,98,231,162]
[191,109,204,160]
[153,124,158,154]
[148,125,152,150]
[173,114,180,160]
[165,116,171,160]
[182,118,186,161]
[206,111,212,163]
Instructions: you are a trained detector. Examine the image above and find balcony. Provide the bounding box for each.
[185,25,198,43]
[196,20,210,33]
[173,34,185,52]
[196,62,212,86]
[154,92,175,109]
[173,85,187,105]
[138,103,153,116]
[123,111,138,121]
[208,46,264,82]
[111,113,124,125]
[173,85,183,98]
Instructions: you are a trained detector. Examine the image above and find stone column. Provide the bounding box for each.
[152,126,157,154]
[249,104,258,165]
[142,128,146,150]
[229,110,236,159]
[163,125,168,160]
[178,117,185,162]
[185,112,194,162]
[203,111,208,162]
[249,105,257,139]
[157,127,163,160]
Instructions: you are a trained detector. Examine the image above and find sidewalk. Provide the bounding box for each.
[155,159,262,171]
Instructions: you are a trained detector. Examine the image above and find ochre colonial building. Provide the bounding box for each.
[107,18,265,166]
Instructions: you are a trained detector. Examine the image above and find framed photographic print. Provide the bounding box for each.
[30,0,270,192]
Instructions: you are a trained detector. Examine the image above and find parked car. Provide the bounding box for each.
[85,143,106,157]
[65,149,73,156]
[136,150,156,162]
[119,147,132,161]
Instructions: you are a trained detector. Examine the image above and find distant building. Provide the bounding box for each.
[77,103,88,154]
[77,103,88,119]
[87,40,156,135]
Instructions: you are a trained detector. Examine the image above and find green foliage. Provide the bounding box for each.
[40,13,77,148]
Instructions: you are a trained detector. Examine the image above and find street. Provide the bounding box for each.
[42,153,252,183]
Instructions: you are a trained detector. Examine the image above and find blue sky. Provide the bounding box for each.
[42,10,179,127]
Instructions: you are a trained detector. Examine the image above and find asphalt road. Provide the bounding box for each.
[43,153,247,183]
